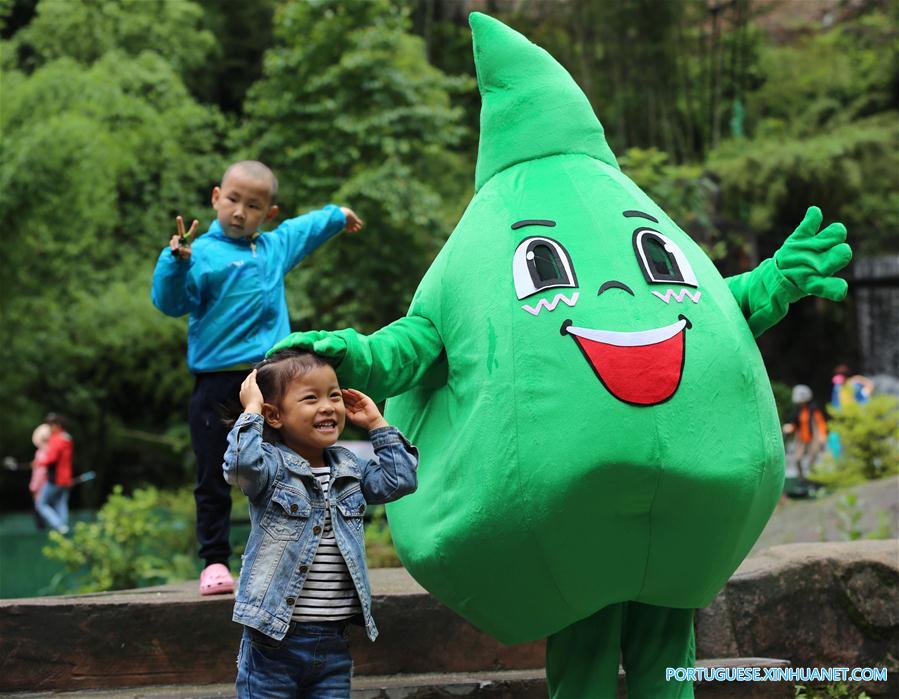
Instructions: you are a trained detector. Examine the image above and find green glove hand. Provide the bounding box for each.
[266,330,348,359]
[773,206,852,301]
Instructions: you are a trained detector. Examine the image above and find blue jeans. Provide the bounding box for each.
[35,483,69,532]
[236,622,352,698]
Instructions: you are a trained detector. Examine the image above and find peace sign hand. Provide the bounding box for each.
[170,215,198,260]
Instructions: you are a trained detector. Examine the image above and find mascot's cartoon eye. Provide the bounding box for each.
[512,236,578,300]
[633,230,698,287]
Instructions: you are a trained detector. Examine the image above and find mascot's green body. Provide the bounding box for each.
[274,14,851,698]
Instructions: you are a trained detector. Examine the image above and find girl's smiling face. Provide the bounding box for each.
[263,365,346,462]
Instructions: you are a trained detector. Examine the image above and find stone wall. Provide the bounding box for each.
[2,541,896,696]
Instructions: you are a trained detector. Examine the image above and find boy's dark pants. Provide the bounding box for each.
[189,370,250,568]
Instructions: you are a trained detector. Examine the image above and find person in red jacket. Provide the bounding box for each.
[34,413,74,534]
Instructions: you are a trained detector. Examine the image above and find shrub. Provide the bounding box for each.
[810,395,899,487]
[43,485,198,593]
[44,483,400,594]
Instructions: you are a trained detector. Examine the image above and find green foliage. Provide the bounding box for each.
[0,0,15,32]
[708,114,899,254]
[748,11,898,140]
[4,279,194,496]
[794,682,871,699]
[1,35,227,488]
[707,8,899,255]
[238,0,472,332]
[831,492,894,543]
[834,493,865,541]
[810,396,899,487]
[619,147,730,259]
[0,52,226,289]
[13,0,215,76]
[499,0,761,161]
[192,0,275,113]
[43,485,199,592]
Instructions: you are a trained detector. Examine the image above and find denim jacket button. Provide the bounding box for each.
[290,503,298,513]
[312,526,322,535]
[299,565,308,573]
[286,597,295,605]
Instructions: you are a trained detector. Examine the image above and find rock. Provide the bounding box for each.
[698,540,898,696]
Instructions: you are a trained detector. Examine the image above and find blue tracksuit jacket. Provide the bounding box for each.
[151,205,346,373]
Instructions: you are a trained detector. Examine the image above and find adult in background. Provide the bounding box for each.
[34,413,74,534]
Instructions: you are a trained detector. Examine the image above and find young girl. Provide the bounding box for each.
[224,349,418,697]
[29,423,51,529]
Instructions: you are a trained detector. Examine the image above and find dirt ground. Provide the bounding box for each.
[753,475,899,553]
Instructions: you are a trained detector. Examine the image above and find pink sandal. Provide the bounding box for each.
[199,563,235,596]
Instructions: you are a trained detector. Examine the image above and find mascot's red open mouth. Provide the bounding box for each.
[560,315,691,406]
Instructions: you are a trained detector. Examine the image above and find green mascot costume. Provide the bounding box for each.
[273,13,851,698]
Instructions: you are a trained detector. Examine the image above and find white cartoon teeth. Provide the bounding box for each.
[562,316,690,347]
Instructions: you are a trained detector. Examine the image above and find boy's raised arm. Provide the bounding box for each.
[151,216,202,317]
[276,205,355,274]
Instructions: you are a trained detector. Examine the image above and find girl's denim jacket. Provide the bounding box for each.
[223,412,419,642]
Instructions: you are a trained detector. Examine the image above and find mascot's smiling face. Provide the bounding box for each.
[515,207,699,406]
[488,150,721,409]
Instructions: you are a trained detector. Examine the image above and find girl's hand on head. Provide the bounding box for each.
[240,370,264,414]
[342,389,388,431]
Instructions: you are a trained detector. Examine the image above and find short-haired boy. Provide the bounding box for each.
[151,160,364,595]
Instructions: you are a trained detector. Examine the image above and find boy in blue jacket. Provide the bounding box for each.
[151,160,363,595]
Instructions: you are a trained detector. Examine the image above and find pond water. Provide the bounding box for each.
[0,511,251,599]
[0,511,96,598]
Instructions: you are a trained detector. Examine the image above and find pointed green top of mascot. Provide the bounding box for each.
[471,12,619,191]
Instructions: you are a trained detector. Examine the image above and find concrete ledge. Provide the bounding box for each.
[0,568,543,693]
[3,541,897,695]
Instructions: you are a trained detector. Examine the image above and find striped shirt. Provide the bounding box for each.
[292,465,361,622]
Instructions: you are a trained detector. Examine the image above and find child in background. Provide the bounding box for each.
[151,160,364,595]
[29,423,51,529]
[782,384,828,493]
[224,349,418,696]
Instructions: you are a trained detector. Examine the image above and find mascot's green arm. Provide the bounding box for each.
[725,206,851,338]
[268,314,445,402]
[725,258,804,338]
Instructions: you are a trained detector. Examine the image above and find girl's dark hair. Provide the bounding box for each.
[254,349,331,406]
[221,349,333,442]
